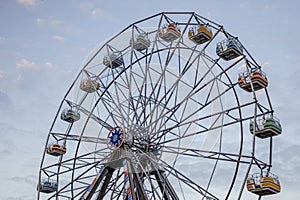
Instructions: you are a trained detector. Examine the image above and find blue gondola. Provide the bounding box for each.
[38,179,58,193]
[216,38,243,60]
[103,53,124,69]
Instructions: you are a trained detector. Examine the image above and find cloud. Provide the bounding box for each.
[49,19,65,26]
[0,36,5,44]
[91,8,104,17]
[4,175,37,200]
[79,2,95,11]
[0,150,11,159]
[17,0,38,7]
[16,59,65,76]
[262,61,271,67]
[8,175,36,186]
[0,90,12,104]
[16,58,39,70]
[0,70,5,80]
[79,2,108,19]
[36,17,71,33]
[0,91,13,114]
[45,61,56,69]
[52,35,65,42]
[272,144,300,188]
[237,62,246,72]
[16,58,40,70]
[36,18,46,25]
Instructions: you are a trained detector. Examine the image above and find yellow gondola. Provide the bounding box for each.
[188,24,212,44]
[80,79,100,93]
[247,172,281,196]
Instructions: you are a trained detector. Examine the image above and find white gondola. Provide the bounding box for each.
[80,79,100,93]
[130,33,151,51]
[61,108,80,123]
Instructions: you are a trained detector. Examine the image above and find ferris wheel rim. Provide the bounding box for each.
[38,11,277,200]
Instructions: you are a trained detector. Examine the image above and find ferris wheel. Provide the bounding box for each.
[37,12,282,200]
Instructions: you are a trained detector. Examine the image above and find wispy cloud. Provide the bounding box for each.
[16,58,40,70]
[36,17,71,33]
[91,8,104,17]
[45,62,56,69]
[79,2,108,19]
[36,18,46,25]
[0,90,12,108]
[0,70,5,80]
[49,19,65,26]
[79,2,95,11]
[8,175,36,186]
[17,0,38,7]
[237,63,246,71]
[262,61,271,68]
[17,58,61,71]
[52,35,65,43]
[0,36,5,44]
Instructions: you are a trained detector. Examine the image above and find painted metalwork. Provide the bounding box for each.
[38,12,281,200]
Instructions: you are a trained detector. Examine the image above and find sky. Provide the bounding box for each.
[0,0,299,199]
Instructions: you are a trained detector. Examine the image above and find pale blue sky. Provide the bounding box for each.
[0,0,299,199]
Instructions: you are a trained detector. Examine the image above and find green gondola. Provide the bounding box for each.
[249,116,282,139]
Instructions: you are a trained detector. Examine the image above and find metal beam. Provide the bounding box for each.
[125,159,137,200]
[158,170,180,200]
[96,167,115,200]
[153,169,171,200]
[131,162,149,200]
[80,166,108,200]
